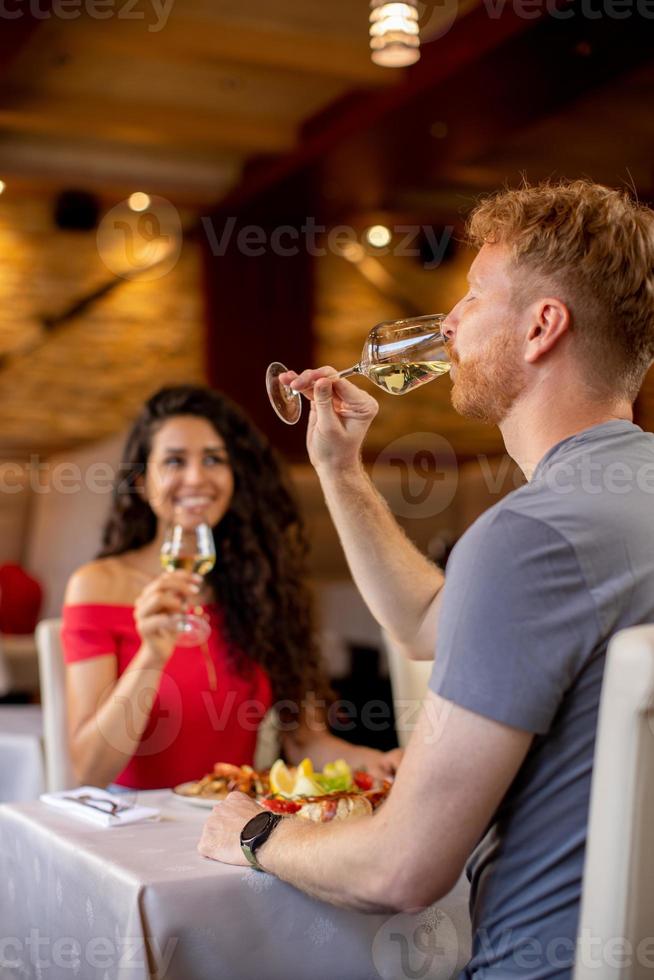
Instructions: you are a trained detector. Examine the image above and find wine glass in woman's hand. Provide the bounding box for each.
[160,519,216,646]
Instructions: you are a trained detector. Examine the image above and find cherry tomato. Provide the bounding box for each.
[353,771,374,791]
[260,798,301,814]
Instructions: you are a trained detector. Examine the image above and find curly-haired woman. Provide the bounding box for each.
[62,385,401,790]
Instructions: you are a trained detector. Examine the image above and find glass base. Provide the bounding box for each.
[266,362,302,425]
[172,613,211,647]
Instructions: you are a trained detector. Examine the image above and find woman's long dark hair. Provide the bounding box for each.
[99,384,328,709]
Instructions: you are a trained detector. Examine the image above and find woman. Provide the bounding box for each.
[63,385,401,789]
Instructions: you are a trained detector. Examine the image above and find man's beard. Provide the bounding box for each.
[448,326,527,425]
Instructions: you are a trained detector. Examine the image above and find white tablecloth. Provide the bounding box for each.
[0,705,45,802]
[0,790,471,980]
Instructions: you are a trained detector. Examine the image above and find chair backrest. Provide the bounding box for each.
[574,624,654,980]
[0,637,11,697]
[35,617,76,793]
[36,616,281,788]
[380,629,434,748]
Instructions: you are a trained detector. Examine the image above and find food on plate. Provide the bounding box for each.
[174,757,391,821]
[175,763,269,801]
[260,757,391,823]
[260,791,374,822]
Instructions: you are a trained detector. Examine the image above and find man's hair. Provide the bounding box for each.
[467,179,654,401]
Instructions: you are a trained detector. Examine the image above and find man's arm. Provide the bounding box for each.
[284,368,445,658]
[198,690,533,913]
[318,465,444,659]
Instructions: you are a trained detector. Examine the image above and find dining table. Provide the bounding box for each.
[0,789,472,980]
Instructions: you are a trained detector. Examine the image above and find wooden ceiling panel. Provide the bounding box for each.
[0,1,388,196]
[183,0,373,39]
[7,45,352,121]
[0,98,297,156]
[461,61,654,194]
[74,16,394,86]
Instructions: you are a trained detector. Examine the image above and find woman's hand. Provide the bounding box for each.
[347,746,404,781]
[284,726,405,783]
[134,570,202,664]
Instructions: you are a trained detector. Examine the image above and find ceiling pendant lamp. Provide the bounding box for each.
[370,1,421,68]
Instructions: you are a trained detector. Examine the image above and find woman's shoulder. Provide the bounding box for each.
[64,556,137,606]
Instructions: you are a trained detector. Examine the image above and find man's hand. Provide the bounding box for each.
[278,367,378,472]
[197,792,263,866]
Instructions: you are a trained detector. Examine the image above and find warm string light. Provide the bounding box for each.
[0,180,6,196]
[370,1,421,68]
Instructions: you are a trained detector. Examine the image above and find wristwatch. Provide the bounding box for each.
[240,811,282,872]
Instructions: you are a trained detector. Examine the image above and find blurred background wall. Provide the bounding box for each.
[0,0,651,705]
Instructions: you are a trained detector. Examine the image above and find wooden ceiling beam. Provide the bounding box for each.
[0,135,238,201]
[0,98,296,156]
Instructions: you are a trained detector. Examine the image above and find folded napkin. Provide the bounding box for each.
[40,786,159,827]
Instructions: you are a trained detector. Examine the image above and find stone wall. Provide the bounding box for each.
[0,193,206,455]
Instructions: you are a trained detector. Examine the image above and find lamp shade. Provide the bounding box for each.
[370,1,421,67]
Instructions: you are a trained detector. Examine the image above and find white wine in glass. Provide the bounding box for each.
[160,521,216,646]
[266,314,449,425]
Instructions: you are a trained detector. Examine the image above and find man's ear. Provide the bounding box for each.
[524,297,571,364]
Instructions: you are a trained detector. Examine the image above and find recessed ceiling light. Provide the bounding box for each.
[128,192,151,212]
[366,225,393,248]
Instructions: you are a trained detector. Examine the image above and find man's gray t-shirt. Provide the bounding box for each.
[429,421,654,977]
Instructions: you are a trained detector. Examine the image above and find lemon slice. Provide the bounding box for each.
[269,759,296,797]
[289,757,321,797]
[292,773,324,797]
[323,759,351,779]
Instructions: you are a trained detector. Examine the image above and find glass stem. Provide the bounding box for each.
[337,364,361,379]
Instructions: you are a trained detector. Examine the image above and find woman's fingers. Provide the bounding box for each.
[138,570,201,603]
[140,614,178,638]
[136,591,186,620]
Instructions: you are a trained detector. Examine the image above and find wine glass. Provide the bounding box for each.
[160,520,216,646]
[266,313,449,425]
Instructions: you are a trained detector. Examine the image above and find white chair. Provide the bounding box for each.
[35,616,280,791]
[380,629,434,748]
[35,618,75,792]
[574,624,654,980]
[0,637,10,697]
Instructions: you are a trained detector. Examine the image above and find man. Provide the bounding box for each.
[199,180,654,976]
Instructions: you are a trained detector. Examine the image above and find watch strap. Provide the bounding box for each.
[241,812,282,872]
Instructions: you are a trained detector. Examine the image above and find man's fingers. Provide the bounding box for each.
[290,366,339,396]
[312,378,342,431]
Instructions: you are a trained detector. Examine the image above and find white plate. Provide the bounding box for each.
[172,782,226,808]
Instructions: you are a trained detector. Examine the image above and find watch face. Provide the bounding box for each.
[243,811,272,842]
